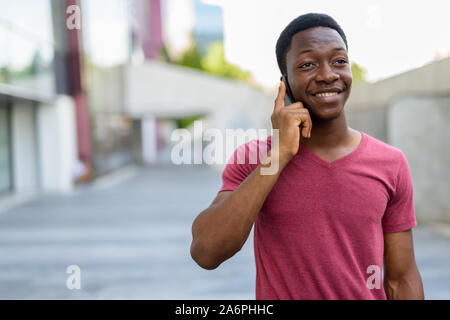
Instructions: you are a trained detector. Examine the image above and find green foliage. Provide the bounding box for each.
[178,43,203,70]
[172,40,252,84]
[176,115,203,129]
[351,62,367,85]
[201,42,252,82]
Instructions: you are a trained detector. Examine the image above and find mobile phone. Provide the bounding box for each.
[280,75,295,106]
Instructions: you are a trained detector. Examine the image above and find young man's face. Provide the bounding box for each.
[285,26,352,121]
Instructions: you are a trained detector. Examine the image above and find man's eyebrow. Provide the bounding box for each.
[297,49,313,56]
[296,47,347,57]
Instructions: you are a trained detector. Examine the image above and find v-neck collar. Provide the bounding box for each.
[297,131,366,169]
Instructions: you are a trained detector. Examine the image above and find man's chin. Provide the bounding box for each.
[309,105,344,122]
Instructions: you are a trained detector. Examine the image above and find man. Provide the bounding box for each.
[190,13,424,300]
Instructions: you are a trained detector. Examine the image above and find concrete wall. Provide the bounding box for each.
[388,95,450,223]
[123,62,272,125]
[346,106,387,142]
[90,61,273,131]
[346,57,450,111]
[37,96,78,193]
[345,57,450,224]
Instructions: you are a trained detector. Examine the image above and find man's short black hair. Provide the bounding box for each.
[276,13,348,76]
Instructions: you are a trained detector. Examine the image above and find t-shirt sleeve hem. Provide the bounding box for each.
[218,186,237,193]
[383,220,418,233]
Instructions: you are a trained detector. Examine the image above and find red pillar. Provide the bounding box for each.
[142,0,163,60]
[65,0,93,180]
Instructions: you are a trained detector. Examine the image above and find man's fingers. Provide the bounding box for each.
[274,81,286,111]
[284,101,305,110]
[301,119,312,139]
[285,111,313,138]
[301,113,313,138]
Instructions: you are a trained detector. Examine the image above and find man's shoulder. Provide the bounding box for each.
[358,131,412,184]
[361,131,406,162]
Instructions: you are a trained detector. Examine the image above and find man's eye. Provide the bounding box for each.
[335,59,348,65]
[299,62,312,69]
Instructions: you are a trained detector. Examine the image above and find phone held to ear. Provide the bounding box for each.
[280,75,295,106]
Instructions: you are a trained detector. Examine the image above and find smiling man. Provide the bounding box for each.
[190,13,424,300]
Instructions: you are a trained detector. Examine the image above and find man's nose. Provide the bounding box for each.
[315,63,339,83]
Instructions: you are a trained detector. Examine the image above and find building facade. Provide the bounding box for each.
[0,0,80,201]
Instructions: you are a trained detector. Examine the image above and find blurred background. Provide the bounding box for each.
[0,0,449,299]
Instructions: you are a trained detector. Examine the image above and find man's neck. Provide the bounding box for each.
[300,112,355,149]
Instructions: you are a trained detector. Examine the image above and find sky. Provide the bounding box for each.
[82,0,131,66]
[212,0,450,89]
[193,0,223,36]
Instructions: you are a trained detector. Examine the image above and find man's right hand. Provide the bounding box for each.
[271,81,312,159]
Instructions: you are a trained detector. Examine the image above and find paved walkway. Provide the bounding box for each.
[0,166,448,299]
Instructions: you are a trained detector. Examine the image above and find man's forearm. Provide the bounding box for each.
[384,268,424,300]
[191,150,291,269]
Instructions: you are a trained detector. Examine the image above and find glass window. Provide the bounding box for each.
[0,0,55,94]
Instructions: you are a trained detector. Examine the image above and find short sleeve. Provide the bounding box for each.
[218,139,268,193]
[382,152,418,232]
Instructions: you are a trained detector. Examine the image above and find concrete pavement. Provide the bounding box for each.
[0,166,448,299]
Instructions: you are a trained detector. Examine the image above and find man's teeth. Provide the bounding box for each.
[316,92,338,97]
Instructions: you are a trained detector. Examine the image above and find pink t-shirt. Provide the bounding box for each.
[219,131,417,300]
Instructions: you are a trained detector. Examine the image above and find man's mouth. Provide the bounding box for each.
[314,92,339,97]
[311,88,344,96]
[310,88,345,102]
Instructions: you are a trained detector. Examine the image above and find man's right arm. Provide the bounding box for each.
[190,150,291,270]
[190,81,312,270]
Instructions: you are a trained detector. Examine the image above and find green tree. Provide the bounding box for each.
[170,40,253,84]
[351,62,367,85]
[201,41,252,82]
[178,43,203,70]
[175,115,203,129]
